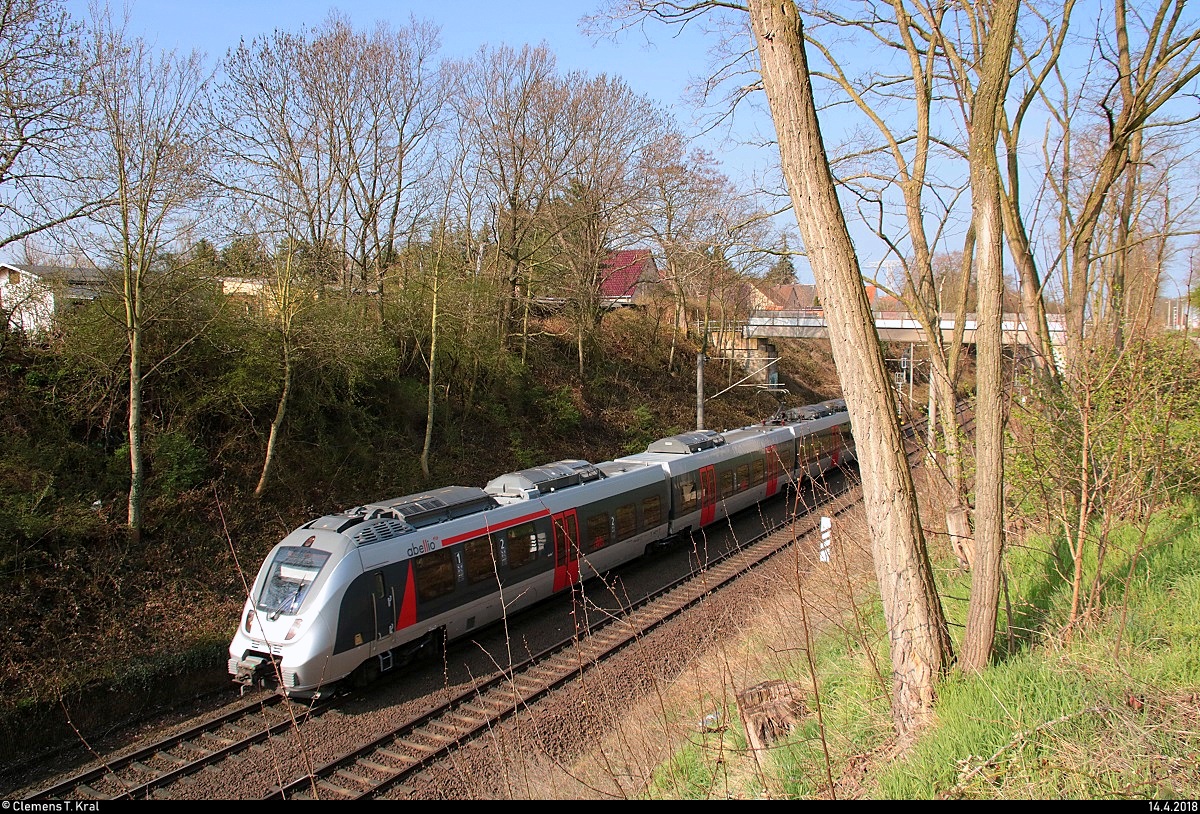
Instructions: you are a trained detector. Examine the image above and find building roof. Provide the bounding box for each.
[0,263,107,300]
[757,283,818,310]
[2,262,106,284]
[870,290,905,312]
[599,250,656,299]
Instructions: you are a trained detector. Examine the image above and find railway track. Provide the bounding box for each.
[267,481,866,800]
[267,408,970,801]
[24,691,336,800]
[25,406,967,800]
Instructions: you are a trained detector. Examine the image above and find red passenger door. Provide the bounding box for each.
[551,510,580,593]
[765,445,781,497]
[699,465,717,526]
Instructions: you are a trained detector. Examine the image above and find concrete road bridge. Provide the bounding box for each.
[701,310,1068,396]
[742,309,1066,350]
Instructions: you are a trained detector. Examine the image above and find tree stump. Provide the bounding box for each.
[947,504,974,571]
[736,679,808,772]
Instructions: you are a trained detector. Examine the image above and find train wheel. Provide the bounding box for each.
[420,627,447,659]
[348,658,381,689]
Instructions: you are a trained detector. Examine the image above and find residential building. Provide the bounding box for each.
[599,249,659,307]
[0,263,106,334]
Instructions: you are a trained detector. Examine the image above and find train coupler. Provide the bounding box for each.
[230,654,271,687]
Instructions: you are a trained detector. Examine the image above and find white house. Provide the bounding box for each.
[0,263,106,334]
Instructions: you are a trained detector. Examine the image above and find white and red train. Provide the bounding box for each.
[228,401,855,698]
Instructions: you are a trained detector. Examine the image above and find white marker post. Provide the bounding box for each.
[820,516,831,562]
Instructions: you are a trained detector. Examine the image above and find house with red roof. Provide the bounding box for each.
[599,249,658,307]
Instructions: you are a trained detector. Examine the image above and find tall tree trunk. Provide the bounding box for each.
[422,261,440,479]
[1110,129,1142,353]
[960,0,1019,674]
[126,301,144,544]
[999,180,1060,380]
[748,0,952,740]
[255,343,293,498]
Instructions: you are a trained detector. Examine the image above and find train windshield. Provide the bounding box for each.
[257,546,332,620]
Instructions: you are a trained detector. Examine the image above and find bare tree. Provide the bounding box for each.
[211,17,352,285]
[637,134,729,371]
[0,0,100,251]
[637,133,773,375]
[253,245,322,497]
[1043,0,1200,374]
[310,14,449,311]
[418,118,481,478]
[452,43,578,356]
[544,73,670,375]
[798,2,976,510]
[1089,132,1194,350]
[959,0,1020,674]
[70,7,213,540]
[594,0,953,739]
[998,0,1076,383]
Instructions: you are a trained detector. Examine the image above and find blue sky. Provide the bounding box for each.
[63,3,777,219]
[68,1,717,123]
[59,0,796,267]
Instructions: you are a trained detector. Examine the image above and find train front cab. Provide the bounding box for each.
[228,526,360,695]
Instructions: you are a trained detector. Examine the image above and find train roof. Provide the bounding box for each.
[785,404,834,421]
[346,485,498,527]
[595,458,659,476]
[721,423,796,445]
[303,485,501,545]
[645,429,725,454]
[484,458,603,502]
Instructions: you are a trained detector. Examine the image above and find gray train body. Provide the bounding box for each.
[228,404,855,698]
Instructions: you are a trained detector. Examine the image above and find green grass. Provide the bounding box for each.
[642,496,1200,799]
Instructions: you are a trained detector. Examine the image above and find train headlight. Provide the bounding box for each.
[285,618,303,641]
[244,608,255,633]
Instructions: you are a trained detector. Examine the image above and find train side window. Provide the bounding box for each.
[413,548,456,601]
[751,459,765,485]
[642,495,662,526]
[463,535,497,584]
[614,503,636,540]
[736,463,750,491]
[373,572,385,599]
[720,468,735,497]
[678,477,698,512]
[586,512,609,551]
[505,522,539,570]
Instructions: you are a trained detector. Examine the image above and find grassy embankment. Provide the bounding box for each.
[640,491,1200,799]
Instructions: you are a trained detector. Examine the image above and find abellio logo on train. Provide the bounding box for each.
[407,538,441,557]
